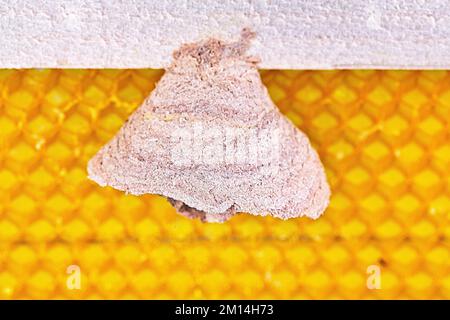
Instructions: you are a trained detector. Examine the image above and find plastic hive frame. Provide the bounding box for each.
[0,69,449,299]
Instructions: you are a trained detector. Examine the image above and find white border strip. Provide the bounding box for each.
[1,0,449,69]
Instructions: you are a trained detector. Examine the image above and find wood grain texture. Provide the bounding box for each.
[1,0,449,69]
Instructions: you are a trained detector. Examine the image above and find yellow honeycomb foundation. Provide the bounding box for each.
[0,69,449,299]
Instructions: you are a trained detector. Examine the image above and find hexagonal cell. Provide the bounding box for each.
[132,270,161,298]
[26,219,56,242]
[58,167,90,198]
[44,86,72,110]
[60,219,91,242]
[325,138,355,168]
[43,193,75,222]
[310,111,339,140]
[391,246,420,273]
[343,166,373,197]
[374,219,404,240]
[98,218,126,242]
[359,194,388,223]
[57,70,87,95]
[395,142,427,173]
[268,219,299,241]
[81,84,108,108]
[303,219,333,240]
[417,116,445,145]
[362,141,392,170]
[0,117,20,145]
[339,219,367,239]
[233,270,264,298]
[284,111,303,127]
[425,246,450,275]
[43,244,73,270]
[345,73,373,97]
[25,114,57,141]
[267,84,287,104]
[97,270,126,297]
[402,89,429,111]
[331,85,358,105]
[355,244,383,267]
[6,89,36,112]
[116,77,144,104]
[132,217,161,242]
[381,114,411,145]
[79,191,111,222]
[410,220,438,241]
[428,195,450,217]
[294,84,323,104]
[62,112,91,139]
[432,144,450,172]
[394,194,423,223]
[348,113,373,131]
[26,270,57,299]
[252,245,283,271]
[321,245,351,271]
[6,142,38,170]
[412,169,443,199]
[377,168,407,198]
[367,85,393,106]
[44,141,74,169]
[0,169,20,193]
[8,194,38,222]
[96,111,127,139]
[345,113,376,142]
[234,217,265,240]
[27,167,56,195]
[93,72,118,93]
[326,192,354,222]
[302,270,332,298]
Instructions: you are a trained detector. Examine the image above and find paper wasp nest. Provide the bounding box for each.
[88,29,330,222]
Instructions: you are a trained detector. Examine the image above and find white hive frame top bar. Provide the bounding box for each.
[1,0,449,69]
